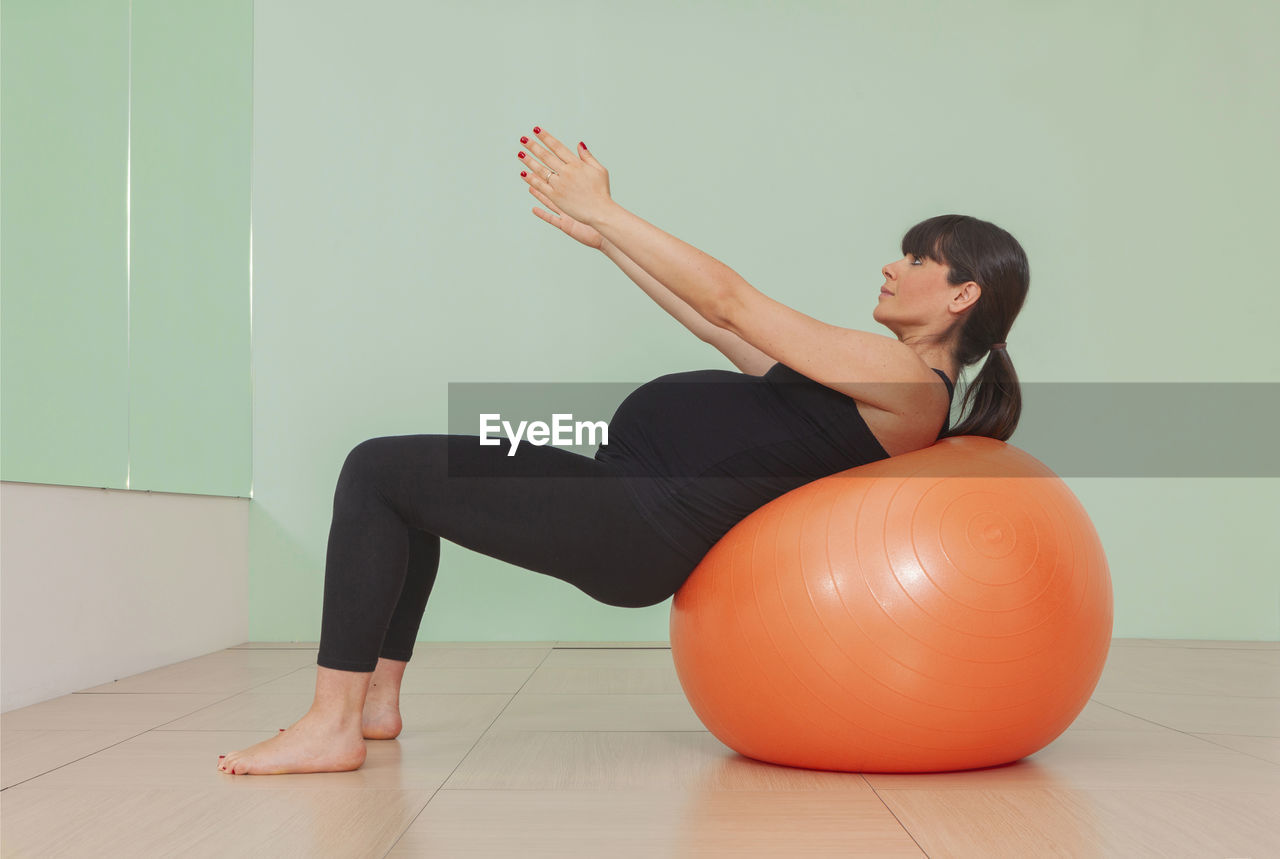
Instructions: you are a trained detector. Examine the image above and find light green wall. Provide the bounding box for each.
[2,0,251,495]
[3,0,129,490]
[5,0,1277,644]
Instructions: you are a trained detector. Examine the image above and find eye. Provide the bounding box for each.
[911,256,924,265]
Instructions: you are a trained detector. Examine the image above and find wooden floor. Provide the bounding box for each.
[2,638,1278,857]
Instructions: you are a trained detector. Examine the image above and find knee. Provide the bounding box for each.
[338,437,382,479]
[334,437,402,496]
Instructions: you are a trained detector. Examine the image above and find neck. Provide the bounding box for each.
[906,344,956,382]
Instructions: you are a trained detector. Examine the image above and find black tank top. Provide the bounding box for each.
[594,362,955,564]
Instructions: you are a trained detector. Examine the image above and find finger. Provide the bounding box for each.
[518,151,557,183]
[519,160,557,196]
[532,208,569,232]
[521,132,565,167]
[577,141,600,167]
[529,185,567,218]
[532,126,576,163]
[529,191,562,222]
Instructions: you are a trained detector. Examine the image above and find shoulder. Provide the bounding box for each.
[857,353,951,451]
[869,349,949,416]
[721,293,935,413]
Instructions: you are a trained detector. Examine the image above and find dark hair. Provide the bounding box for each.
[901,214,1029,441]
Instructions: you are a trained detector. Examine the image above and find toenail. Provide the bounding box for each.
[219,755,225,758]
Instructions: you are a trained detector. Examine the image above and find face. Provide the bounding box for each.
[873,253,958,332]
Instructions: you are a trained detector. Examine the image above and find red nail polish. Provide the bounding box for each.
[520,171,527,177]
[518,152,526,159]
[520,136,528,144]
[219,755,225,759]
[580,142,587,150]
[533,126,541,134]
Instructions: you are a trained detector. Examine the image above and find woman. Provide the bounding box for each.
[218,127,1029,775]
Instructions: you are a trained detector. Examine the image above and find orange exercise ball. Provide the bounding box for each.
[669,436,1113,773]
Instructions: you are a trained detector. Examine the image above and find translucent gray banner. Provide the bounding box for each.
[445,381,1280,478]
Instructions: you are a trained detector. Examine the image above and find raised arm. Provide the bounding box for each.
[521,128,925,413]
[600,238,777,375]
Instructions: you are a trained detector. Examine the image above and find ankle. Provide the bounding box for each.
[306,703,366,728]
[370,657,408,682]
[368,659,407,695]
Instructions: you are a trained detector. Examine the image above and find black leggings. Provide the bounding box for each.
[316,434,704,672]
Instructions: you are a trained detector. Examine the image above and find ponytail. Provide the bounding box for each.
[942,346,1021,441]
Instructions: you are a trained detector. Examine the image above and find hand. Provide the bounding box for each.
[518,127,612,226]
[529,191,605,250]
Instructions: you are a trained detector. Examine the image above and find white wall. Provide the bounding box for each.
[1,482,248,713]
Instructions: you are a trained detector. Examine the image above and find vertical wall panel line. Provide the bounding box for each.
[125,0,132,490]
[249,1,255,500]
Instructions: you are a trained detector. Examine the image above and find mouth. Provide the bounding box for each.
[880,288,893,295]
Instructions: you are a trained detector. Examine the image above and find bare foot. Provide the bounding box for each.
[218,710,366,775]
[362,698,403,740]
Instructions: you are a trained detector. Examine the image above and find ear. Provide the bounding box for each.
[953,281,981,312]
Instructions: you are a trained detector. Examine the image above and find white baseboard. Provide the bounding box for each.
[1,481,248,712]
